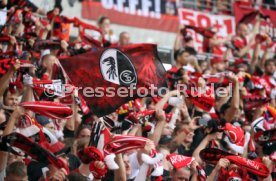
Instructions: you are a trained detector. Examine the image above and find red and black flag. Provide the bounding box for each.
[0,132,69,173]
[60,44,168,117]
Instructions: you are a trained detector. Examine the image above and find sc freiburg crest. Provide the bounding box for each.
[100,49,137,87]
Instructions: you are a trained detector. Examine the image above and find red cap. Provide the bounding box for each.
[166,154,194,169]
[211,57,226,65]
[224,123,244,144]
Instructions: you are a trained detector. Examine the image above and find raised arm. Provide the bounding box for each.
[0,60,20,98]
[0,106,25,172]
[148,109,166,146]
[114,154,127,181]
[65,93,78,132]
[149,90,180,145]
[250,43,261,73]
[223,73,240,122]
[247,15,261,42]
[206,158,230,181]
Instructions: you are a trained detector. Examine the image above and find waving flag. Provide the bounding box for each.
[60,44,167,117]
[0,132,69,173]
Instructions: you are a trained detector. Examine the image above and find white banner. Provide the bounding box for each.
[178,8,235,53]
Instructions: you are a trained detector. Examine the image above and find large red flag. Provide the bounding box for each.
[60,44,168,117]
[234,3,276,27]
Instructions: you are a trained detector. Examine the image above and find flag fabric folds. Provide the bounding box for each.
[60,44,168,117]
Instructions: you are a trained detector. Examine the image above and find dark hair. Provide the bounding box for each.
[219,103,231,115]
[174,49,181,60]
[98,16,109,25]
[236,22,246,31]
[54,5,63,13]
[184,47,197,55]
[67,172,87,181]
[174,47,197,61]
[172,122,189,137]
[119,31,129,37]
[75,124,91,138]
[264,58,276,67]
[3,88,19,105]
[207,119,220,133]
[6,161,27,177]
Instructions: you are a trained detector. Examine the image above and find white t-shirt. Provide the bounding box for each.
[91,31,118,44]
[128,152,140,180]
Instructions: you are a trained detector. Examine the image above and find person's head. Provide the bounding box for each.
[123,154,132,178]
[3,89,20,107]
[220,102,242,121]
[41,54,58,71]
[35,115,59,139]
[183,129,194,144]
[97,16,110,33]
[181,69,190,84]
[53,5,62,15]
[172,122,194,144]
[162,123,173,136]
[36,115,54,129]
[211,58,226,73]
[175,47,197,66]
[5,161,28,181]
[75,124,91,139]
[264,58,276,76]
[159,135,172,149]
[172,166,191,181]
[119,32,130,46]
[73,137,90,155]
[107,112,118,121]
[236,23,249,38]
[7,153,24,168]
[199,60,208,72]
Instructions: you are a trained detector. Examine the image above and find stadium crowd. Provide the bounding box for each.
[0,0,275,181]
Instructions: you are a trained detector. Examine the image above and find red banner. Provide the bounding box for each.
[81,0,179,32]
